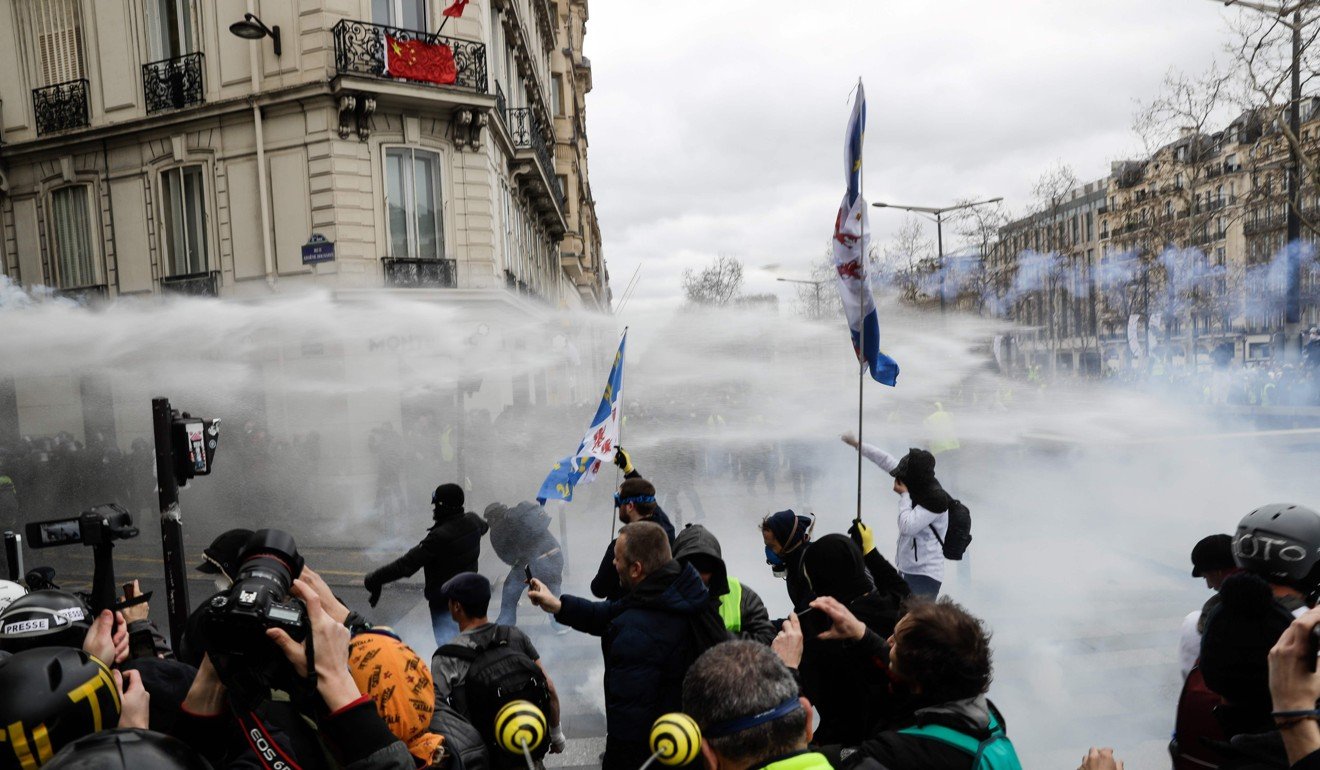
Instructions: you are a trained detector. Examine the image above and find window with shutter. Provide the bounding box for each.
[145,0,196,61]
[23,0,86,86]
[49,186,98,289]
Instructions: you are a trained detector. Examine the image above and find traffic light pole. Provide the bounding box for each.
[152,397,190,651]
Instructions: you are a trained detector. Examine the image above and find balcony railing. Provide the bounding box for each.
[505,107,563,210]
[143,52,205,114]
[495,81,507,119]
[160,270,220,297]
[54,284,108,304]
[332,19,487,93]
[383,257,457,288]
[33,79,89,135]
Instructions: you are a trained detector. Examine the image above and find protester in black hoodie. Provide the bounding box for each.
[795,534,908,745]
[761,509,816,612]
[674,524,777,644]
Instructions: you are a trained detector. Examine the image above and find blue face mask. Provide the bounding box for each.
[765,545,784,567]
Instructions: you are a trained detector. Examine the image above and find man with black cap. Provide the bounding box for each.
[588,447,676,601]
[431,571,566,764]
[842,432,949,599]
[195,528,254,589]
[1177,533,1240,679]
[364,482,489,646]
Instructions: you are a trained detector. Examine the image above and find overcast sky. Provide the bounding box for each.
[583,1,1237,314]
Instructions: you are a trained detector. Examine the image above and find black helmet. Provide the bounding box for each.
[0,647,121,770]
[43,729,211,770]
[0,590,92,653]
[1233,503,1320,594]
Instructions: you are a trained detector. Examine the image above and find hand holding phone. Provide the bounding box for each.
[795,607,833,638]
[524,565,533,584]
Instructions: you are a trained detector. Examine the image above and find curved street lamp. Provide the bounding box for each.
[229,13,281,57]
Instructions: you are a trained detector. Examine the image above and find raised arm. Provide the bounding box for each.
[841,432,899,473]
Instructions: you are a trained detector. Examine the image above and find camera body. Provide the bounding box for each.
[25,504,139,550]
[195,529,309,704]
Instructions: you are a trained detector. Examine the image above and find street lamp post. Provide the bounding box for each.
[1209,0,1315,355]
[777,277,829,319]
[872,197,1003,313]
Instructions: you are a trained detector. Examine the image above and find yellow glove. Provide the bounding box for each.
[849,519,875,555]
[614,446,635,474]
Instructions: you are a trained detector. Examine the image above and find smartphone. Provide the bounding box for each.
[796,607,833,638]
[123,581,137,599]
[524,566,533,584]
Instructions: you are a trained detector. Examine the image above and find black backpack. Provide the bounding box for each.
[438,627,551,764]
[929,499,972,560]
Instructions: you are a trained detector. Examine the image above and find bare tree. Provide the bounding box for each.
[792,250,844,320]
[949,199,1010,316]
[879,216,935,305]
[1031,162,1079,374]
[682,254,745,306]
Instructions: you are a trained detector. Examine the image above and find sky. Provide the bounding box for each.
[583,1,1235,314]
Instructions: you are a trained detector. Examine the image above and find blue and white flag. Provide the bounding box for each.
[537,331,626,502]
[832,80,900,386]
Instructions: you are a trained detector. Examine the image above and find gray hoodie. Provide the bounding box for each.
[672,524,777,645]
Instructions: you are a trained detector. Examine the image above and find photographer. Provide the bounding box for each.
[180,578,415,770]
[1267,606,1320,768]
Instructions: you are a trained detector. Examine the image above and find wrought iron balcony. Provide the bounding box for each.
[160,270,220,297]
[383,257,457,288]
[332,19,487,93]
[32,79,89,136]
[143,52,205,114]
[54,284,108,304]
[495,81,507,119]
[505,107,563,210]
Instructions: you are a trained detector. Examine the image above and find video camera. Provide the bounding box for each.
[24,504,139,613]
[195,528,309,705]
[26,504,139,550]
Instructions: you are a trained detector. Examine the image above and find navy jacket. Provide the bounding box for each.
[556,560,711,743]
[366,508,489,602]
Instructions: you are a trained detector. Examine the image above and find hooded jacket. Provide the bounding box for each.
[365,505,490,602]
[555,561,714,743]
[798,535,907,745]
[672,524,777,644]
[857,443,949,581]
[485,501,558,568]
[830,695,1013,770]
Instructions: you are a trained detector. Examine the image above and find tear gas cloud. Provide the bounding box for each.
[1,275,1314,766]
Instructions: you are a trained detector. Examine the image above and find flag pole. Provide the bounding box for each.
[854,76,865,525]
[610,326,629,540]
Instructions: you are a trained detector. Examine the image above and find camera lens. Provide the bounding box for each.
[233,529,303,600]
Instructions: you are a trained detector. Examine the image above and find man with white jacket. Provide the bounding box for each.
[842,433,949,598]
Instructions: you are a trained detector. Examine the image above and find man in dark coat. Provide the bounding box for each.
[673,523,776,644]
[589,447,676,600]
[760,509,815,612]
[484,500,563,626]
[364,482,489,646]
[527,521,721,770]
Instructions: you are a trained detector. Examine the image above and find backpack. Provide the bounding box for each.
[929,499,972,560]
[438,627,551,766]
[430,700,491,770]
[1170,666,1229,770]
[899,706,1022,770]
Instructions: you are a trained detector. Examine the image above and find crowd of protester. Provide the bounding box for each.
[5,429,1320,770]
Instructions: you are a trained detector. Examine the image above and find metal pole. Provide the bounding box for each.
[3,532,22,582]
[936,211,946,314]
[153,397,190,651]
[1286,9,1304,355]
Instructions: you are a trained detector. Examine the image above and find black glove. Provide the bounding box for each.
[363,573,383,608]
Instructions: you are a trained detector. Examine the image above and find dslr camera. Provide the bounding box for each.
[194,529,309,704]
[26,504,139,549]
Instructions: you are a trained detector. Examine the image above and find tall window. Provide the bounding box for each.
[385,148,443,259]
[373,0,425,30]
[160,165,209,276]
[145,0,194,60]
[21,0,86,85]
[49,186,97,288]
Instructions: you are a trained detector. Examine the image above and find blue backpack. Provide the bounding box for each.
[898,707,1023,770]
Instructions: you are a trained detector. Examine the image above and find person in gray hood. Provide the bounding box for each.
[673,524,777,645]
[484,500,563,627]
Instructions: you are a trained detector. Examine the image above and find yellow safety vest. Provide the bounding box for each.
[718,577,743,634]
[924,404,961,455]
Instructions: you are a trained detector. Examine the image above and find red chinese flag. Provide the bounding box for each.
[442,0,470,18]
[385,35,457,85]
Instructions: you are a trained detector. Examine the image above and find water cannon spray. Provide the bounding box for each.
[640,713,702,770]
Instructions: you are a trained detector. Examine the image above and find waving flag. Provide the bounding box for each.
[832,80,899,386]
[537,331,626,502]
[384,35,457,85]
[442,0,471,17]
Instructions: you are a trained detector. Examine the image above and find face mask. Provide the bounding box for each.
[214,576,233,592]
[765,545,784,567]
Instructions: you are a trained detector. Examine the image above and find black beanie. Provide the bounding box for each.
[433,483,465,511]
